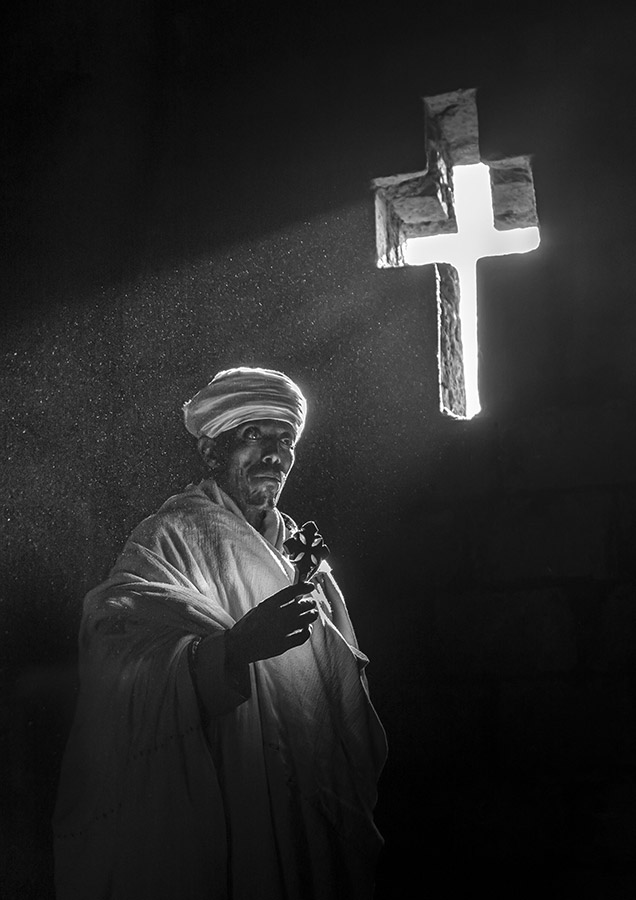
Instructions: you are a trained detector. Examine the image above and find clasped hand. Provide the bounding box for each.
[226,583,318,667]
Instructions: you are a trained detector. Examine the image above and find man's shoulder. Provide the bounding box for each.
[129,483,219,540]
[156,482,211,515]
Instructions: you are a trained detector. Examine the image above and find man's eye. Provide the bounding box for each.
[244,427,260,440]
[281,437,295,448]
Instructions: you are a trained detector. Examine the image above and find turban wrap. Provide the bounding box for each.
[183,367,307,440]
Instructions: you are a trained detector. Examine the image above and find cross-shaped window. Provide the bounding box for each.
[373,88,540,418]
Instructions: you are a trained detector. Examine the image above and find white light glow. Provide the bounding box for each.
[404,163,540,418]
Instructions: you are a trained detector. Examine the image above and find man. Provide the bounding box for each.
[54,366,387,900]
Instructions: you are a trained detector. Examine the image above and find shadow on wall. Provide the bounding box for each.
[2,650,79,900]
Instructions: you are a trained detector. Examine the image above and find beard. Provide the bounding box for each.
[220,463,285,514]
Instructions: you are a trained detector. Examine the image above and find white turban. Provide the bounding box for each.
[183,366,307,440]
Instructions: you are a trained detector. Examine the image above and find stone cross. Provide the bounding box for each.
[372,88,540,418]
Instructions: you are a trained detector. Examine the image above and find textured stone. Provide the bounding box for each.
[594,777,636,862]
[417,415,501,502]
[498,403,636,493]
[588,584,636,673]
[497,676,636,774]
[615,489,636,579]
[432,587,577,677]
[489,156,539,230]
[393,505,464,588]
[470,489,613,583]
[372,168,455,267]
[436,263,466,417]
[437,775,566,867]
[389,682,491,772]
[424,88,480,166]
[374,172,450,227]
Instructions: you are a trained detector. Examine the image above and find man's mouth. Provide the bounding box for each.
[251,471,282,483]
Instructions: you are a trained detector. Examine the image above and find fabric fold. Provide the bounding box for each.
[54,479,386,900]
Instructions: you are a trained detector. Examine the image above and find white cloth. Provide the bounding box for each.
[53,480,386,899]
[183,366,307,439]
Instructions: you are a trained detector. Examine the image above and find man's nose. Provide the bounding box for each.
[261,439,282,463]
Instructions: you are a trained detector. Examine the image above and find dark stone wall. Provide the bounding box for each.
[367,411,636,898]
[2,3,636,897]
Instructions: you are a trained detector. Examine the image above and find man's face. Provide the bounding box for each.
[215,419,297,514]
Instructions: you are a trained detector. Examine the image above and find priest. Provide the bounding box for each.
[54,366,387,900]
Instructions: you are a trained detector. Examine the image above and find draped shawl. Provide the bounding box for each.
[53,480,387,900]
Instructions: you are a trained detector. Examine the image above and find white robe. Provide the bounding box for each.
[53,480,387,899]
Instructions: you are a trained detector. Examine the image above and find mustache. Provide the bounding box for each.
[249,465,286,481]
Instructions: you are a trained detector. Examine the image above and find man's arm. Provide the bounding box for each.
[188,631,251,718]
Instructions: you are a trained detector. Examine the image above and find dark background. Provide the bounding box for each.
[3,2,636,897]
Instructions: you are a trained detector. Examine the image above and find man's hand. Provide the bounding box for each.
[225,583,318,667]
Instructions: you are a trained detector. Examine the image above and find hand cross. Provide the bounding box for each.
[284,521,330,582]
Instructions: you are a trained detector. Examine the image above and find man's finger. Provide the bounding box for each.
[276,583,314,607]
[298,605,318,621]
[278,601,317,631]
[284,626,314,649]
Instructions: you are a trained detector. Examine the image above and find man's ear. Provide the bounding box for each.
[197,435,217,470]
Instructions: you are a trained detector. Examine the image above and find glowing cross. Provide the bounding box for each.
[404,162,539,416]
[373,88,540,418]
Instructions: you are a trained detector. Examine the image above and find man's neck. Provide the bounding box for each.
[243,507,268,532]
[205,479,274,535]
